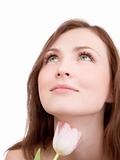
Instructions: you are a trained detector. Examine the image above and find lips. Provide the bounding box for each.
[50,84,79,92]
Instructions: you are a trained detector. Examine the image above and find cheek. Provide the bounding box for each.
[38,66,54,86]
[77,65,111,106]
[38,67,55,109]
[38,72,48,111]
[77,65,110,90]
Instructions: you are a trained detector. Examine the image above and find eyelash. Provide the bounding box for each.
[78,51,94,62]
[43,53,58,64]
[43,51,94,64]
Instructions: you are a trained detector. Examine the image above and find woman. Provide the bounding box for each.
[5,19,120,160]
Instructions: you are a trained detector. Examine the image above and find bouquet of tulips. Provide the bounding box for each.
[34,121,81,160]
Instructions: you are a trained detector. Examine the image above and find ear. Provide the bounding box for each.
[106,90,114,103]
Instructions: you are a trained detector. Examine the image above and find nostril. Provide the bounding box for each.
[65,73,70,76]
[57,72,70,77]
[57,73,61,76]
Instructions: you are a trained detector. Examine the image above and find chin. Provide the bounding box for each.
[45,108,80,117]
[44,108,103,117]
[44,108,72,116]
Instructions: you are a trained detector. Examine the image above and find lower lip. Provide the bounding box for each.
[52,88,76,93]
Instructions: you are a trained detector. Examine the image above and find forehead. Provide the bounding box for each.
[51,28,108,57]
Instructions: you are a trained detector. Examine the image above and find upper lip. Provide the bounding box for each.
[50,84,79,92]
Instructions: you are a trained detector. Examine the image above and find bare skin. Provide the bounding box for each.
[5,149,25,160]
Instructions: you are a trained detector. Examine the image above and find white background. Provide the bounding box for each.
[0,0,119,159]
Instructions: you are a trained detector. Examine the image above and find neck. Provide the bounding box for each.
[54,110,105,160]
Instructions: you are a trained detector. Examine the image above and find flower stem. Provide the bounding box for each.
[53,153,60,160]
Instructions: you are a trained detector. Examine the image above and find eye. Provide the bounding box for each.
[78,51,94,62]
[43,53,59,64]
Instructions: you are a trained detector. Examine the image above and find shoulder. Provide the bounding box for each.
[5,149,26,160]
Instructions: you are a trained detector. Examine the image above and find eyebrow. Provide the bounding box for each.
[46,46,101,56]
[74,46,101,56]
[46,48,59,52]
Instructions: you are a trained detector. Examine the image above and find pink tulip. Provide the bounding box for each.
[53,121,81,158]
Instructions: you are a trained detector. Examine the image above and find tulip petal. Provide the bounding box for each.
[53,121,82,156]
[53,121,62,150]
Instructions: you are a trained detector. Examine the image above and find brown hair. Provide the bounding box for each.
[9,19,120,160]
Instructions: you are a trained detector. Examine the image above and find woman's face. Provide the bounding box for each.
[38,28,113,116]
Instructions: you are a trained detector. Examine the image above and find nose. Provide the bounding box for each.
[55,61,72,79]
